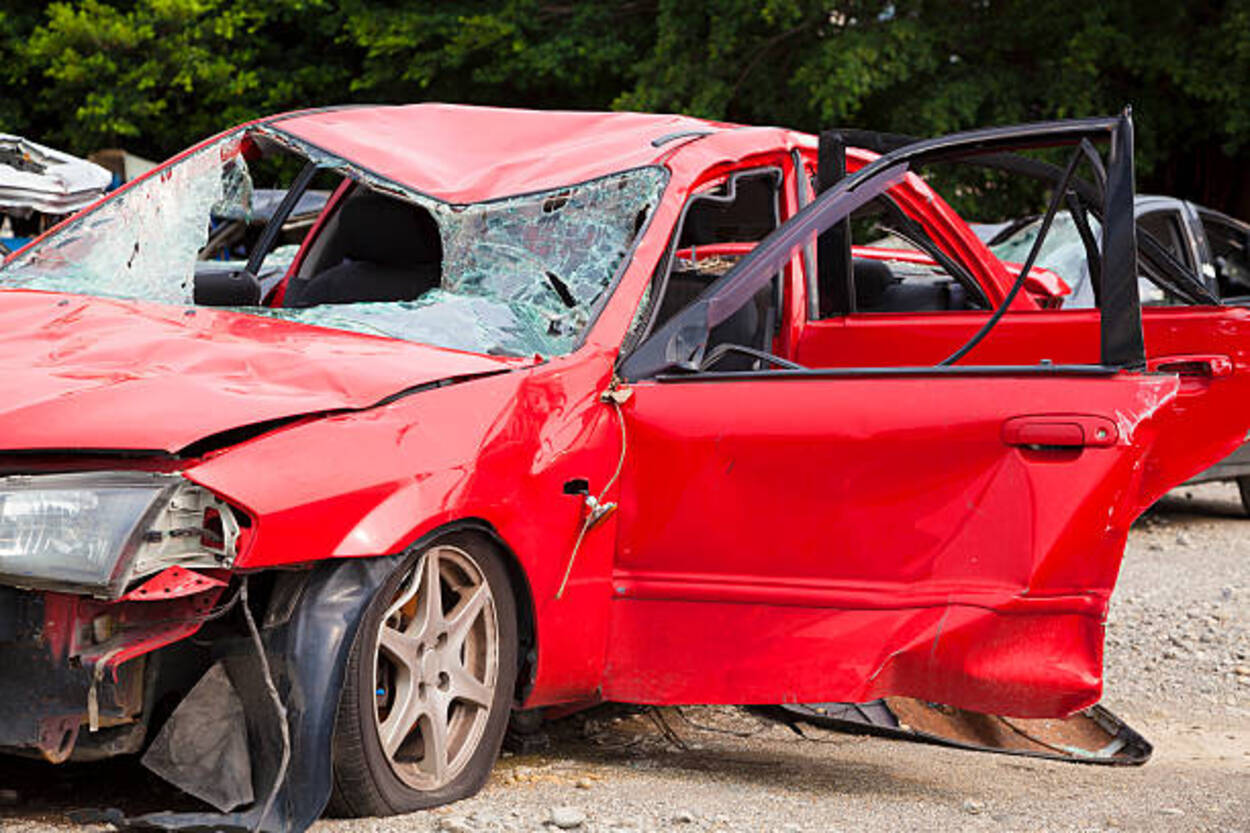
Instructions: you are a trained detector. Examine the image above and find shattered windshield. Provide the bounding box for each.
[0,128,668,357]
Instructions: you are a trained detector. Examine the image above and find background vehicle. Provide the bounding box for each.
[979,196,1250,511]
[0,107,1248,832]
[0,134,111,252]
[978,195,1250,306]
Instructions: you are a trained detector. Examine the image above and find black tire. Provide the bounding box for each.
[1237,477,1250,517]
[327,531,518,817]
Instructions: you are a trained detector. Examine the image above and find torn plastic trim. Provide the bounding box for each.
[104,515,524,832]
[109,555,402,833]
[778,698,1152,766]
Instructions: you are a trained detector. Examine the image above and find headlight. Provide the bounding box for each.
[0,472,240,598]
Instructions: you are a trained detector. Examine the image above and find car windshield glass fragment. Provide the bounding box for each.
[0,129,668,357]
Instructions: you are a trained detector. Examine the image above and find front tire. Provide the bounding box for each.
[1237,476,1250,517]
[328,532,518,817]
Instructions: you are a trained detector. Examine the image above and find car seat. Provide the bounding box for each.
[284,190,441,308]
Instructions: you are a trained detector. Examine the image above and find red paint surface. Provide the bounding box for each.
[5,105,1250,718]
[270,104,732,204]
[121,566,228,601]
[0,289,517,452]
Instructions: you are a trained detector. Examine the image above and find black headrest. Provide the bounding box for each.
[337,190,441,266]
[852,258,895,310]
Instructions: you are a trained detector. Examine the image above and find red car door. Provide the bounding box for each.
[603,115,1248,718]
[606,369,1178,718]
[787,156,1250,505]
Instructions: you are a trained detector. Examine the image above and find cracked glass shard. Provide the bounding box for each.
[0,132,251,305]
[267,167,667,355]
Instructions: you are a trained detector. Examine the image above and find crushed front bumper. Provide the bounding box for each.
[0,574,225,763]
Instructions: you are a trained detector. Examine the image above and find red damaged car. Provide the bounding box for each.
[0,105,1247,830]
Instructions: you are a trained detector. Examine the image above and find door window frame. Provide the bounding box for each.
[626,163,787,354]
[618,115,1146,382]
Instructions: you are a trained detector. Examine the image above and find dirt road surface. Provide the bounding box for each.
[2,484,1247,833]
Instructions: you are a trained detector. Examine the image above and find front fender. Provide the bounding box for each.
[185,353,621,706]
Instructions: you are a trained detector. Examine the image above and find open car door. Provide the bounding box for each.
[603,114,1249,718]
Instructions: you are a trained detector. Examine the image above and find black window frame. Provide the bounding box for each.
[618,114,1147,382]
[625,166,784,354]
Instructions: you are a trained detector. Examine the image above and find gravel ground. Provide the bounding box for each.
[2,483,1247,833]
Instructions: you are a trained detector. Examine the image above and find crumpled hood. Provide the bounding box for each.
[0,290,517,454]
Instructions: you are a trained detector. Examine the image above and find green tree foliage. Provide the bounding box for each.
[3,0,357,158]
[2,0,1249,214]
[339,1,654,109]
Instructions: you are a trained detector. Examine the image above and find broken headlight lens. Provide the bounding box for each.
[0,472,238,598]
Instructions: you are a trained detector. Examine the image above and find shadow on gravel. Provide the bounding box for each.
[506,705,955,803]
[0,754,206,821]
[1139,486,1246,524]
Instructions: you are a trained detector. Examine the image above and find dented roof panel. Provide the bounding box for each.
[268,104,725,203]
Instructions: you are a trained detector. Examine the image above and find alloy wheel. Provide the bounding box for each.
[371,544,499,791]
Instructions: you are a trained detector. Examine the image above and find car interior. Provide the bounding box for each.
[848,251,975,313]
[820,195,988,317]
[645,169,782,370]
[1199,210,1250,299]
[282,186,443,307]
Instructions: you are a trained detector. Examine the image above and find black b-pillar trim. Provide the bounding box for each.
[1099,111,1146,369]
[817,131,854,316]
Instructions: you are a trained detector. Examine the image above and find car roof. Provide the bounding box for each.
[266,103,738,204]
[1134,194,1188,215]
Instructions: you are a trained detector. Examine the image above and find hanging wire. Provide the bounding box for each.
[240,577,290,833]
[555,395,627,599]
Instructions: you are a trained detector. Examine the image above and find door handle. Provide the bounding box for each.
[1147,354,1233,378]
[1002,414,1118,449]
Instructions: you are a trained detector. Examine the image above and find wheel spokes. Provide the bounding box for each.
[445,583,487,648]
[405,550,443,640]
[447,662,492,708]
[419,699,451,781]
[378,675,424,757]
[378,624,421,678]
[373,544,498,791]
